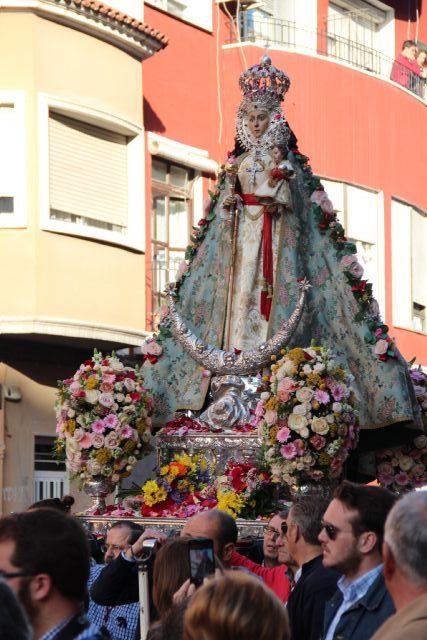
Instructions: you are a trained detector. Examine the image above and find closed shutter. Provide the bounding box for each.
[49,112,128,227]
[391,200,412,328]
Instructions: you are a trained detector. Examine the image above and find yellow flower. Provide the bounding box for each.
[216,491,245,518]
[85,376,98,390]
[160,465,169,476]
[64,419,76,435]
[287,348,306,365]
[96,448,112,465]
[136,420,147,434]
[269,425,279,441]
[318,452,331,466]
[306,373,322,387]
[271,355,277,361]
[142,480,167,506]
[123,440,137,453]
[265,397,279,411]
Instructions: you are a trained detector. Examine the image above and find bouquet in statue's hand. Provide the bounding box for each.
[255,143,294,210]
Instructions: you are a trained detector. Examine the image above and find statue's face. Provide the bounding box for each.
[247,109,269,138]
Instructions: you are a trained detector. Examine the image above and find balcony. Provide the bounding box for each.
[228,14,426,101]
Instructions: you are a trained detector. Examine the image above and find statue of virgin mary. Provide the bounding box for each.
[143,56,422,451]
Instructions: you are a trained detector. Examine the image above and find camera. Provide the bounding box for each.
[188,538,215,587]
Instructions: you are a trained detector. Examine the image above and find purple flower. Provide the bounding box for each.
[277,427,291,443]
[91,419,105,434]
[104,414,119,429]
[331,385,345,401]
[314,389,330,404]
[280,443,298,459]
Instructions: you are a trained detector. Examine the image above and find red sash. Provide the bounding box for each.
[242,193,273,321]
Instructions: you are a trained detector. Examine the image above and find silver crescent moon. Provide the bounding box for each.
[168,279,311,375]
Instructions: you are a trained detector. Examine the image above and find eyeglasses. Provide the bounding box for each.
[102,543,128,553]
[281,522,288,536]
[320,521,353,541]
[0,570,32,580]
[264,525,281,539]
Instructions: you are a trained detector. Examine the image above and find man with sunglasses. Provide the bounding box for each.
[284,494,340,640]
[319,481,396,640]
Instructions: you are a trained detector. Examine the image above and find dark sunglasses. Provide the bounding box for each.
[281,522,289,536]
[321,521,353,541]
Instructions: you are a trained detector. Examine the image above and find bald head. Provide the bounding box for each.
[181,510,237,566]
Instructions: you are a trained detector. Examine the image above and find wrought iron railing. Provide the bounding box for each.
[231,14,426,100]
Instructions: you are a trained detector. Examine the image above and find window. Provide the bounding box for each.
[151,158,195,324]
[33,435,69,502]
[146,0,212,31]
[0,93,26,227]
[392,200,427,333]
[39,96,144,250]
[321,179,384,313]
[326,0,393,73]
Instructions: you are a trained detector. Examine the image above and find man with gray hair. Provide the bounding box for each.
[371,490,427,640]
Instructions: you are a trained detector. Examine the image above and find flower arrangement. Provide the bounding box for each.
[140,452,216,518]
[215,459,274,519]
[256,346,359,488]
[137,453,276,519]
[54,351,153,485]
[376,366,427,492]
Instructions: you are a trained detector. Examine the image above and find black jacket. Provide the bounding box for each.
[287,554,340,640]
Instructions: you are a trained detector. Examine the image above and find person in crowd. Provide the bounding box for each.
[284,494,340,640]
[180,509,237,566]
[229,516,292,602]
[371,490,427,640]
[28,494,75,513]
[0,509,108,640]
[91,510,236,608]
[87,521,143,640]
[390,39,422,91]
[262,509,291,568]
[416,49,427,98]
[183,570,290,640]
[319,481,396,640]
[0,578,32,640]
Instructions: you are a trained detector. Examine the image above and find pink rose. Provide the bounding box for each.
[378,473,393,486]
[102,374,116,385]
[78,433,93,449]
[104,432,120,449]
[100,382,114,392]
[278,377,298,392]
[99,393,114,408]
[373,339,389,355]
[264,410,278,426]
[311,190,334,213]
[340,254,356,269]
[349,262,364,278]
[278,389,290,402]
[310,435,326,450]
[176,261,189,280]
[91,433,105,448]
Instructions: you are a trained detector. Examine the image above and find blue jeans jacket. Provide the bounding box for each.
[322,573,395,640]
